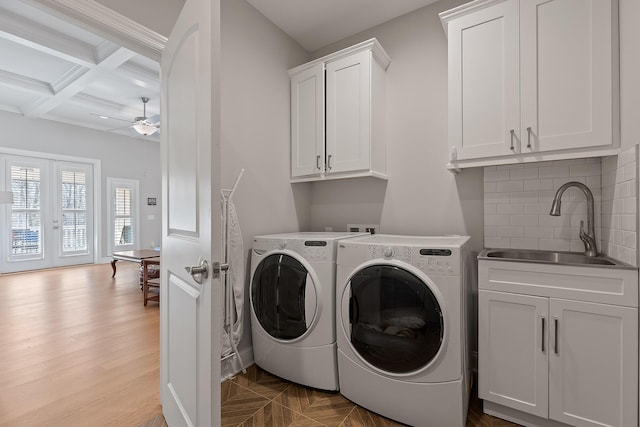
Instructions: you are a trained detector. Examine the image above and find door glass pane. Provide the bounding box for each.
[114,187,133,246]
[251,254,310,340]
[349,265,443,373]
[10,166,42,256]
[60,170,87,253]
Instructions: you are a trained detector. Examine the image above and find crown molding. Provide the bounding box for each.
[26,0,167,61]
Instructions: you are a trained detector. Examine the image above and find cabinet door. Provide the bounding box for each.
[549,299,638,427]
[520,0,614,153]
[291,63,325,178]
[447,0,520,160]
[325,50,371,174]
[478,290,549,418]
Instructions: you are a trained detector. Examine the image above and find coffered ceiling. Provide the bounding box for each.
[0,0,161,140]
[2,0,443,142]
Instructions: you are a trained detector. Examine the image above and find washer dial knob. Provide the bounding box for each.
[383,247,394,258]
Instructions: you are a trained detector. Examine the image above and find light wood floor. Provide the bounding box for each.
[0,263,519,427]
[0,263,162,426]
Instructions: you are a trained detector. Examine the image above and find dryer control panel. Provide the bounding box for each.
[253,238,334,263]
[365,244,461,275]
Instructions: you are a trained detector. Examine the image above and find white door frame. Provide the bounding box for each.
[0,147,101,273]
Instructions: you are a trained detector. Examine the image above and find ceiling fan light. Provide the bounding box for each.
[133,122,158,136]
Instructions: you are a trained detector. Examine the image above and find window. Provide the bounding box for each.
[107,178,139,253]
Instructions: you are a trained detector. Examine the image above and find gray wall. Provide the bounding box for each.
[220,0,310,357]
[0,111,162,261]
[308,0,484,252]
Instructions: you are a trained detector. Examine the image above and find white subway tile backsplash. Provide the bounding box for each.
[510,238,539,249]
[524,226,554,239]
[485,237,510,248]
[484,182,497,193]
[497,181,524,193]
[497,203,524,215]
[539,165,570,179]
[569,163,601,177]
[510,168,539,180]
[484,152,637,267]
[485,215,512,226]
[484,169,510,182]
[485,192,510,205]
[511,215,539,226]
[510,191,539,204]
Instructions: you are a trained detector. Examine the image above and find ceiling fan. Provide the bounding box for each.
[95,97,160,136]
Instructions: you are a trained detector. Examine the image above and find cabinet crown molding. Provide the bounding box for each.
[439,0,508,36]
[289,38,390,76]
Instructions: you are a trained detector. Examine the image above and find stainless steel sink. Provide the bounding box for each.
[479,249,632,268]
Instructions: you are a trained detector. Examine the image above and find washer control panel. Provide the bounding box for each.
[253,238,333,262]
[365,244,460,275]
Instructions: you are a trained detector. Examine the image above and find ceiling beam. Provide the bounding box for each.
[23,46,136,117]
[0,8,97,67]
[0,70,53,97]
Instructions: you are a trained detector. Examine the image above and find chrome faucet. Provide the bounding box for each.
[549,181,598,257]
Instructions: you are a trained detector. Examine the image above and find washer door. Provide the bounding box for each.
[251,253,317,340]
[347,265,443,374]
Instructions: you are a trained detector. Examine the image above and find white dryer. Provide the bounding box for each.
[250,232,366,391]
[336,234,472,427]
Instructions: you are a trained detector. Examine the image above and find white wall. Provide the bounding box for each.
[95,0,185,37]
[220,0,310,368]
[307,0,484,252]
[0,111,162,260]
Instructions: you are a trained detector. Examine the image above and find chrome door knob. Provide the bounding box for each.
[185,259,209,284]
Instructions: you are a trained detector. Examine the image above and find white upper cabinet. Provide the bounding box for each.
[441,0,619,169]
[291,63,325,178]
[289,39,390,182]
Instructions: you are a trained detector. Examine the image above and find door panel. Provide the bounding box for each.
[160,0,221,425]
[53,162,93,266]
[291,63,324,178]
[549,299,638,426]
[478,290,548,418]
[520,0,613,152]
[326,51,371,173]
[448,1,520,159]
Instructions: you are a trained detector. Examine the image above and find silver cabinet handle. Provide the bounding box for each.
[541,316,546,353]
[554,317,559,355]
[185,259,209,284]
[327,154,333,171]
[526,126,532,148]
[509,129,515,150]
[316,155,321,170]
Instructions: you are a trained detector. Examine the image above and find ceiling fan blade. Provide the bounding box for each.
[147,114,160,125]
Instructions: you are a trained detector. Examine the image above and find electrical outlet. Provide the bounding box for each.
[347,223,379,234]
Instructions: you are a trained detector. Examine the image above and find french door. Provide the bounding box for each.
[2,155,94,272]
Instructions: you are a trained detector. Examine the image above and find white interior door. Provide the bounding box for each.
[160,0,222,425]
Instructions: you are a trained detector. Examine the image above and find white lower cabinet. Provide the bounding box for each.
[478,260,638,427]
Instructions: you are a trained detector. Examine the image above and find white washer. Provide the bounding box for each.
[250,232,367,391]
[336,234,472,427]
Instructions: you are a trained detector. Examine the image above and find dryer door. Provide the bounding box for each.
[251,253,317,340]
[348,265,443,374]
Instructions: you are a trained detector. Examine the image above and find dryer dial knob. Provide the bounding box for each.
[383,247,394,258]
[278,240,286,249]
